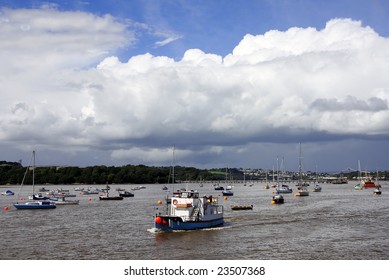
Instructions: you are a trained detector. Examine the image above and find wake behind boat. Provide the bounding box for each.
[154,189,223,231]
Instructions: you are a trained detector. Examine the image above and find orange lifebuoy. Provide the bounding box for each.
[173,199,178,205]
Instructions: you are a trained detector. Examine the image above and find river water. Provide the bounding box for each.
[0,182,388,260]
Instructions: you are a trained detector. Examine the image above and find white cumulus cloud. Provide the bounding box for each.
[1,10,389,168]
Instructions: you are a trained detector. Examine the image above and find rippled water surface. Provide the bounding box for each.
[1,182,388,259]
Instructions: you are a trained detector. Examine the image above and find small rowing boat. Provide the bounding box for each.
[231,205,253,210]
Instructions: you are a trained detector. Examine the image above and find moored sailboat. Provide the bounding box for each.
[354,160,364,190]
[294,143,309,197]
[13,151,56,210]
[275,157,293,193]
[312,166,322,192]
[272,157,285,203]
[373,171,382,195]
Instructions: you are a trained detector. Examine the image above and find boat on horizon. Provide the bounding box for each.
[81,187,101,195]
[154,189,224,231]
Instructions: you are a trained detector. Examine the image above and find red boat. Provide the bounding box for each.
[363,179,377,188]
[362,173,381,189]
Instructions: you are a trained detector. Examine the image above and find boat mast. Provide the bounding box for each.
[375,170,380,188]
[276,156,280,187]
[298,143,303,186]
[32,150,35,195]
[172,145,175,193]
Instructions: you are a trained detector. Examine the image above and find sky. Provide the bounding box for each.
[1,0,389,172]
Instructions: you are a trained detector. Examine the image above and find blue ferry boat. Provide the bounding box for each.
[154,190,224,231]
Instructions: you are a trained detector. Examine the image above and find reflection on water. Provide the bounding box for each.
[1,182,388,259]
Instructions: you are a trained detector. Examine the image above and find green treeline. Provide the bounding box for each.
[0,161,234,185]
[2,160,388,185]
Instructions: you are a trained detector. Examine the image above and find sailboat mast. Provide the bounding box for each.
[32,150,35,195]
[276,156,280,187]
[172,145,175,192]
[298,143,303,184]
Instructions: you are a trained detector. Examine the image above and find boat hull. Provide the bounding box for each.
[155,216,224,231]
[54,200,80,205]
[276,189,293,194]
[363,183,377,188]
[272,195,284,204]
[373,189,382,195]
[276,185,293,193]
[119,191,134,197]
[222,191,233,196]
[13,202,56,209]
[99,196,123,200]
[231,205,253,210]
[295,191,309,197]
[1,190,15,196]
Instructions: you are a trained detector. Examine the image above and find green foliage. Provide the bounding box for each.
[0,161,223,185]
[1,160,387,185]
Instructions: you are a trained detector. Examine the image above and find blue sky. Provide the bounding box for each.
[4,0,388,59]
[1,0,389,172]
